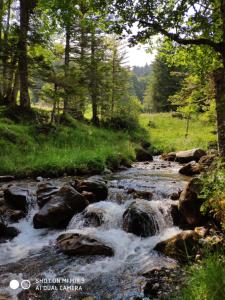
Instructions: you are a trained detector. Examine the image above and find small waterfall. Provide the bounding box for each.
[0,159,187,300]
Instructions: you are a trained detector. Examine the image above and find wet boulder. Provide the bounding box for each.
[33,185,89,229]
[127,189,153,200]
[4,186,28,212]
[199,155,215,168]
[179,178,205,228]
[154,230,200,263]
[170,190,182,200]
[123,200,159,237]
[170,204,181,227]
[36,182,59,208]
[83,210,104,227]
[135,148,153,162]
[141,140,151,149]
[8,210,26,222]
[0,175,15,182]
[175,148,206,163]
[161,152,176,162]
[179,162,201,176]
[57,233,114,256]
[72,176,108,203]
[0,221,20,242]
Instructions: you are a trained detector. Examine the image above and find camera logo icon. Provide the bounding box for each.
[21,280,31,290]
[9,279,31,290]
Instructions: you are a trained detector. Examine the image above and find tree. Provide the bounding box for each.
[18,0,37,109]
[103,0,225,156]
[144,54,182,112]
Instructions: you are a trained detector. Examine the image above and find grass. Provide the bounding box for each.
[140,113,216,153]
[0,111,135,177]
[173,254,225,300]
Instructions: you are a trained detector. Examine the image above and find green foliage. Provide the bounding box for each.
[144,52,183,112]
[130,64,151,102]
[200,161,225,230]
[140,113,216,153]
[103,115,139,131]
[173,254,225,300]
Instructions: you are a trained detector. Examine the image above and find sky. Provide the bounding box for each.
[126,44,156,67]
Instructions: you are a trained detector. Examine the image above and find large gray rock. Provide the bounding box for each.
[72,176,108,203]
[123,200,158,237]
[154,230,200,263]
[175,148,206,163]
[57,233,114,256]
[33,185,89,229]
[179,178,205,228]
[4,186,28,212]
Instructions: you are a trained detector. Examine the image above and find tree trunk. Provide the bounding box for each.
[18,0,30,109]
[63,23,71,114]
[10,66,19,106]
[214,0,225,157]
[2,0,11,103]
[0,0,3,103]
[90,32,99,125]
[214,68,225,157]
[51,83,57,124]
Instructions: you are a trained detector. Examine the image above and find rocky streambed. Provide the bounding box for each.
[0,157,194,300]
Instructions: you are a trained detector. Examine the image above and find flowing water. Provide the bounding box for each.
[0,158,189,300]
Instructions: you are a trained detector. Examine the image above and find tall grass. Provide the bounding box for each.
[0,118,135,177]
[173,254,225,300]
[140,113,216,152]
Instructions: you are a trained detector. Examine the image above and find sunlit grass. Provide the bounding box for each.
[0,118,135,176]
[140,113,216,152]
[173,254,225,300]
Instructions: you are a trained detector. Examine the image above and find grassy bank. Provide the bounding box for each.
[173,254,225,300]
[140,113,216,152]
[0,113,136,177]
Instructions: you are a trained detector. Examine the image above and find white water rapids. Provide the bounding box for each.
[0,158,188,300]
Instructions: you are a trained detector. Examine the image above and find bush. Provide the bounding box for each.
[103,115,139,131]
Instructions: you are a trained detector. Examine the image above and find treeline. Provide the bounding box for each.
[144,40,217,124]
[0,0,143,126]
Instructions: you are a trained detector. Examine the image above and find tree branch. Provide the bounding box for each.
[140,20,223,53]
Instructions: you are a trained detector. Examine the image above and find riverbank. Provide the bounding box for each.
[0,110,217,178]
[0,110,139,178]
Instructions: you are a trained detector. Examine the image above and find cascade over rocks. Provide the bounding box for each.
[72,176,108,203]
[179,162,201,176]
[56,233,114,256]
[82,210,104,227]
[123,200,159,237]
[33,185,89,229]
[4,186,28,212]
[127,188,153,200]
[178,178,205,228]
[36,182,59,207]
[154,230,200,263]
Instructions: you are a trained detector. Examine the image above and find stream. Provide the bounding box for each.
[0,157,189,300]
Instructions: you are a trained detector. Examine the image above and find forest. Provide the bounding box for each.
[0,1,225,300]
